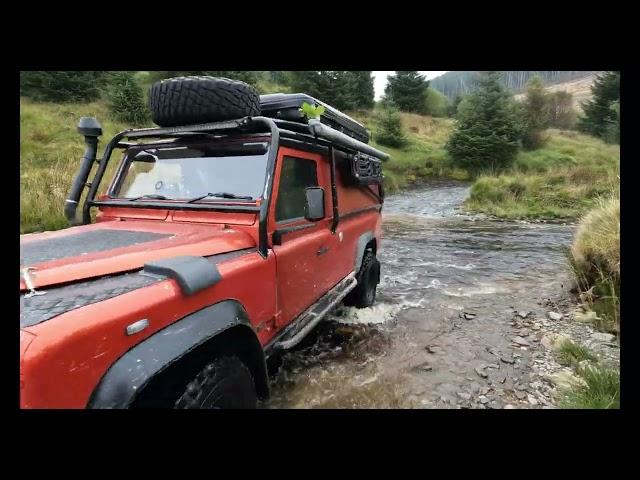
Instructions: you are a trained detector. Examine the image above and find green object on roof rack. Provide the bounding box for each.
[300,102,325,120]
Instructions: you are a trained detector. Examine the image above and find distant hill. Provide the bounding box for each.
[430,71,598,99]
[513,73,598,113]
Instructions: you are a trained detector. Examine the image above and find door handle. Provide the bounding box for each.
[316,246,330,256]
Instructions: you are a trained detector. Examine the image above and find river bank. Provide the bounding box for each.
[265,182,619,409]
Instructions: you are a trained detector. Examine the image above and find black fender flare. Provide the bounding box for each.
[87,300,268,409]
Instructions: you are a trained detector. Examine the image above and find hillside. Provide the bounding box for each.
[19,98,455,233]
[20,99,138,233]
[465,129,620,219]
[430,71,598,99]
[349,110,460,191]
[513,73,597,113]
[21,92,617,234]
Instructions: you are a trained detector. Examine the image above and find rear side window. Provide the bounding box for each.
[275,156,318,222]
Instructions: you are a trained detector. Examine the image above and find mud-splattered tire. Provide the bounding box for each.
[344,250,380,308]
[149,76,261,127]
[174,355,257,409]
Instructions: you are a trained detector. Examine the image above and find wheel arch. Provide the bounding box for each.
[87,300,269,409]
[354,231,377,272]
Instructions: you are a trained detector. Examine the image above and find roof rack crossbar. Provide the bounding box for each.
[307,120,389,162]
[120,118,263,139]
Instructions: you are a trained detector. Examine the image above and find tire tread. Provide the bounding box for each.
[149,76,261,127]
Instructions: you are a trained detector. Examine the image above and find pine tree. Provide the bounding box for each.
[20,71,106,102]
[289,71,341,106]
[424,88,451,117]
[521,75,550,149]
[578,71,620,141]
[446,72,521,171]
[547,91,576,129]
[448,95,464,117]
[288,71,374,111]
[384,71,429,114]
[268,71,289,84]
[105,72,149,125]
[604,100,620,144]
[344,71,375,110]
[374,106,406,148]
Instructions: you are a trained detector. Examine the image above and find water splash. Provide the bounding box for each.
[333,303,403,325]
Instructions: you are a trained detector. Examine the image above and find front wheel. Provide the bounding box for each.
[174,355,257,409]
[344,250,380,308]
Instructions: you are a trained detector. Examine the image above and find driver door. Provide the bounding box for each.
[269,147,333,328]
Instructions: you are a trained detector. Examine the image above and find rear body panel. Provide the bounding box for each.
[267,146,382,327]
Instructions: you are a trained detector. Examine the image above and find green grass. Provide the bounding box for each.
[20,97,149,233]
[557,339,598,367]
[256,80,292,95]
[568,195,620,333]
[21,99,460,233]
[464,129,620,220]
[553,338,619,409]
[559,364,620,409]
[20,94,620,234]
[349,110,464,193]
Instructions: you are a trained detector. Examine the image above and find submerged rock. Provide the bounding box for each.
[575,310,599,324]
[512,336,530,346]
[541,333,571,351]
[547,312,563,321]
[412,361,433,373]
[592,332,616,343]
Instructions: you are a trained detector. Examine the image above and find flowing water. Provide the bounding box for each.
[265,181,576,408]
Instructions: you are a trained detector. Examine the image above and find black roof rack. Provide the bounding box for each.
[260,93,370,144]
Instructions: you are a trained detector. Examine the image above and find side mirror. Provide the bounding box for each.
[304,187,325,221]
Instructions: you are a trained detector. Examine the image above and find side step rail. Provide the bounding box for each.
[275,272,357,351]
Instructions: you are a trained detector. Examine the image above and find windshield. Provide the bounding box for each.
[112,140,269,201]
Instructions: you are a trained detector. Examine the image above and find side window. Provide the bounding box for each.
[275,156,318,222]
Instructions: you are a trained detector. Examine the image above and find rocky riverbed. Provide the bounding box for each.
[264,182,620,409]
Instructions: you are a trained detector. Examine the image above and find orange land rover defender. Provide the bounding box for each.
[20,76,388,408]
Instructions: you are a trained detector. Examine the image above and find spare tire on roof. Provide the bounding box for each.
[148,76,261,127]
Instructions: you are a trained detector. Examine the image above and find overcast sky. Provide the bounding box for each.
[373,71,448,100]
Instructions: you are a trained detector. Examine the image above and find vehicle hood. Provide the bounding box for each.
[20,220,255,291]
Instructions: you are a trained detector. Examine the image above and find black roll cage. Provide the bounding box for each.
[83,116,384,259]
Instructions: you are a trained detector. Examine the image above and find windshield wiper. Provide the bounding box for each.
[187,192,253,203]
[129,194,171,201]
